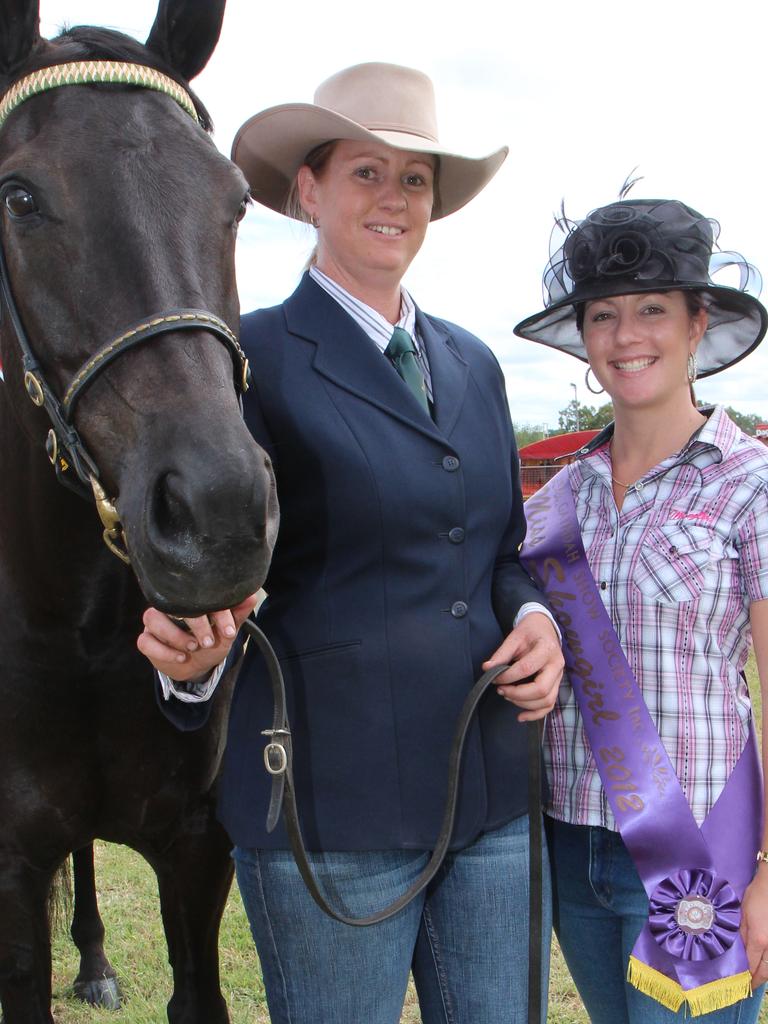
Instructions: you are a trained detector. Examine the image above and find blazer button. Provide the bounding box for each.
[451,601,468,618]
[448,527,465,544]
[442,455,460,472]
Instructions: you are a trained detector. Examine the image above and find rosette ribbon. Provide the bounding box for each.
[649,869,741,962]
[521,469,762,1016]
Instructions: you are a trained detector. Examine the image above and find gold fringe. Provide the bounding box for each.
[627,957,753,1017]
[685,972,752,1017]
[627,956,685,1012]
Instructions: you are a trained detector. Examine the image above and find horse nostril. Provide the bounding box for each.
[152,473,191,537]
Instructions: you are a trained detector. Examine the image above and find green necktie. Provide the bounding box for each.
[385,327,430,413]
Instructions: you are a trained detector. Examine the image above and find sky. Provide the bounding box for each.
[38,0,768,431]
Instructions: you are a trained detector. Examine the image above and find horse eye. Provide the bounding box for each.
[235,196,250,224]
[4,186,37,218]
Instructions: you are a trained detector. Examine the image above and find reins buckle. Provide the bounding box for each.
[261,728,290,776]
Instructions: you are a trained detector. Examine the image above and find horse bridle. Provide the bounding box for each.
[0,61,249,564]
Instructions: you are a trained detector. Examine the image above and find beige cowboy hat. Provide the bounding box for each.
[231,62,508,221]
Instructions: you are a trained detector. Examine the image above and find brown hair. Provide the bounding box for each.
[283,140,339,224]
[684,292,707,404]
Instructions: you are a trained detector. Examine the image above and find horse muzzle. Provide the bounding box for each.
[105,414,278,614]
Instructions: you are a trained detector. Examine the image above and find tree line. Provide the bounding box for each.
[514,403,765,450]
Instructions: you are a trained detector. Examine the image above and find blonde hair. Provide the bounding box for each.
[283,141,337,266]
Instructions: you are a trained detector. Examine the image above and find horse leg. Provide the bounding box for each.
[150,825,234,1024]
[0,859,55,1024]
[70,845,121,1010]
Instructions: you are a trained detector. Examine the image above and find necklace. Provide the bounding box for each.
[609,442,641,491]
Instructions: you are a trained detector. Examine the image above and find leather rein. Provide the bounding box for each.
[0,61,249,564]
[245,618,545,1022]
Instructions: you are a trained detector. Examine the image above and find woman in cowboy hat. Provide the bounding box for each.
[137,62,563,1023]
[515,196,768,1023]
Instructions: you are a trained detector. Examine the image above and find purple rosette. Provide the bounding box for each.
[649,869,742,961]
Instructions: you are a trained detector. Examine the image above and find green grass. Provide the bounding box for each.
[51,841,266,1023]
[49,653,763,1022]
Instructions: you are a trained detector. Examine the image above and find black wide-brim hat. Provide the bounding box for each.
[514,198,768,378]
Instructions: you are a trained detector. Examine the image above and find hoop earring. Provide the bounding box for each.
[687,352,697,384]
[310,214,319,229]
[585,366,605,395]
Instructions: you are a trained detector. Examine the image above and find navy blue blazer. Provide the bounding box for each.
[162,273,546,851]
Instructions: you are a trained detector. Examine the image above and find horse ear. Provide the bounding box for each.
[145,0,226,81]
[0,0,41,76]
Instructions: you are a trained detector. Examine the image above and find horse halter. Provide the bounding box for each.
[0,61,250,564]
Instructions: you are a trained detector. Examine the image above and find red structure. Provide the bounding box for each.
[518,429,600,498]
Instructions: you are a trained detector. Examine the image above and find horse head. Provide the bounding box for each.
[0,0,278,615]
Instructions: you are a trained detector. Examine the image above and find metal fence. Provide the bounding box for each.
[520,464,563,499]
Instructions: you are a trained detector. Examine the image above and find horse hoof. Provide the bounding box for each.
[73,975,122,1009]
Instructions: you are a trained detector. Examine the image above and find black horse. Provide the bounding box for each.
[0,2,278,1021]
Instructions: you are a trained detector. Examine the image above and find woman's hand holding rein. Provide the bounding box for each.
[483,611,564,721]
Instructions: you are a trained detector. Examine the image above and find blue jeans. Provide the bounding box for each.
[547,818,765,1024]
[233,814,551,1023]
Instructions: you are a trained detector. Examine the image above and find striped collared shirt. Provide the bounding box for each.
[545,405,768,828]
[309,266,433,400]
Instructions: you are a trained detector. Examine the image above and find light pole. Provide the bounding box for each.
[570,382,580,431]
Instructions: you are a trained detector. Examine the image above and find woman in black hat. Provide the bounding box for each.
[516,198,768,1023]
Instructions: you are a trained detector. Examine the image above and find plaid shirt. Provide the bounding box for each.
[545,405,768,828]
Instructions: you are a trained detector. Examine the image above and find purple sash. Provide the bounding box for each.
[521,469,762,1015]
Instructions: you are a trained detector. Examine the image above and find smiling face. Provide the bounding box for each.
[582,290,708,414]
[296,139,435,302]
